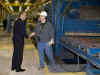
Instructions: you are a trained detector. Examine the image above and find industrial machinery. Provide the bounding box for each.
[52,0,100,75]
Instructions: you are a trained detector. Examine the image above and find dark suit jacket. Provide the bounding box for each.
[13,19,27,40]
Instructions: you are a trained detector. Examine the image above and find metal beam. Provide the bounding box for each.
[65,32,100,37]
[0,0,13,15]
[0,0,52,15]
[4,2,32,6]
[61,43,100,69]
[55,0,62,56]
[62,1,72,16]
[26,0,51,13]
[52,0,56,26]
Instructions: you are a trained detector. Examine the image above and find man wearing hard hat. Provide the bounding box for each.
[30,11,55,70]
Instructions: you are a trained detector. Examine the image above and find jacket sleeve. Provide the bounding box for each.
[14,20,27,37]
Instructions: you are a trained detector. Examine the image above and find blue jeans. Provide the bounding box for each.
[37,42,55,68]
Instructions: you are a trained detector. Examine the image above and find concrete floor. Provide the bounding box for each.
[0,31,86,75]
[0,31,45,75]
[0,48,46,75]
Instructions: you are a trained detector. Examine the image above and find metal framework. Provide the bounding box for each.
[0,0,51,15]
[53,0,100,75]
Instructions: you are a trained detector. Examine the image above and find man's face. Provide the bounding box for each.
[21,12,27,21]
[40,15,46,22]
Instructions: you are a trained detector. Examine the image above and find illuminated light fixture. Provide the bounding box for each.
[24,0,32,6]
[5,0,14,12]
[9,6,14,11]
[15,0,19,4]
[19,6,22,12]
[14,0,20,6]
[24,2,32,6]
[5,1,10,5]
[5,0,10,6]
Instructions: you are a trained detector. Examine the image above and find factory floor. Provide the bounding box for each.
[0,31,86,75]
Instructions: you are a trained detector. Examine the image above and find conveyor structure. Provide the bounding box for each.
[52,0,100,75]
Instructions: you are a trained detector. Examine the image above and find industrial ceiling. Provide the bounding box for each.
[0,0,51,15]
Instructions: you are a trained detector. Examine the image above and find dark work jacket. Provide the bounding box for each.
[13,19,27,40]
[33,22,54,42]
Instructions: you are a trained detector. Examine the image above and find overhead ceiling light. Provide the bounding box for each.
[24,0,32,6]
[14,0,20,6]
[5,0,14,11]
[19,6,22,12]
[24,2,32,6]
[9,6,14,11]
[5,1,10,5]
[5,0,10,5]
[15,0,19,4]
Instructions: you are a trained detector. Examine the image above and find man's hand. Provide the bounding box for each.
[48,38,54,46]
[29,32,36,38]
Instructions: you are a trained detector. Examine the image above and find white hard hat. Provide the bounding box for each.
[40,11,47,17]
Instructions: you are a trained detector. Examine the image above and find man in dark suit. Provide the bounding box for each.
[11,11,28,72]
